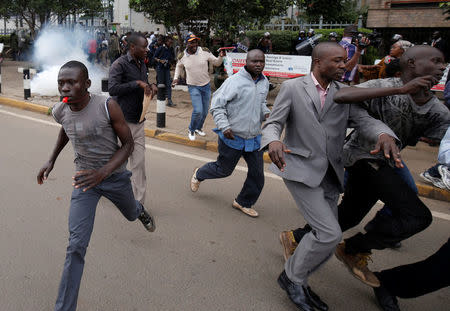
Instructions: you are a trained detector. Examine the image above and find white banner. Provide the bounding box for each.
[224,53,311,78]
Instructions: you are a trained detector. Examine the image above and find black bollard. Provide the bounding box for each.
[23,68,31,99]
[101,78,109,93]
[156,83,166,128]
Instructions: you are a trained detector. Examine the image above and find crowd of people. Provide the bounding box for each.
[35,25,449,311]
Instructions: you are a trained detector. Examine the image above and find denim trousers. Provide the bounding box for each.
[54,170,143,311]
[188,83,211,132]
[196,138,265,207]
[156,66,172,100]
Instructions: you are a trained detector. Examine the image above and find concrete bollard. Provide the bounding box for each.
[23,68,31,99]
[156,83,166,128]
[18,67,36,100]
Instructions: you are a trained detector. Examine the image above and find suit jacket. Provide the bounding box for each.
[261,74,397,192]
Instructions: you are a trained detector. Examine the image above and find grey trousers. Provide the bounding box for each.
[283,169,342,285]
[55,170,143,311]
[127,121,147,205]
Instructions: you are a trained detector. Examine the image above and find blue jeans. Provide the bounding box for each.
[188,83,211,132]
[196,138,265,207]
[55,170,142,311]
[156,66,172,100]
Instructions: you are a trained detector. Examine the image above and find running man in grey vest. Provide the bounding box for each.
[37,61,155,311]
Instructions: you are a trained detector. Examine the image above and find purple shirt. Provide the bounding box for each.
[339,37,357,82]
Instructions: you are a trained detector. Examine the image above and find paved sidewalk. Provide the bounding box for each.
[1,60,449,201]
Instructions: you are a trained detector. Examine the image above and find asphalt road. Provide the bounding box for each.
[0,105,449,311]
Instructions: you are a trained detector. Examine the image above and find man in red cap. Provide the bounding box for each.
[173,34,225,141]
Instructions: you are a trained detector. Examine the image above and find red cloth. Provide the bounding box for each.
[88,39,97,54]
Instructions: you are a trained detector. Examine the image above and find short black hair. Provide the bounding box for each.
[385,58,401,78]
[60,60,89,80]
[127,32,146,46]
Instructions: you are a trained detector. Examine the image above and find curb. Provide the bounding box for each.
[2,96,449,203]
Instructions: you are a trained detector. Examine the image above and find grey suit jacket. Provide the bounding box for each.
[261,74,397,192]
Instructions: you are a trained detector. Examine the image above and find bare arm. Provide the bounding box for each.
[37,127,69,184]
[72,99,134,191]
[334,75,439,104]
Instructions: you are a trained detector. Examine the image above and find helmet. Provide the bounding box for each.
[329,32,338,38]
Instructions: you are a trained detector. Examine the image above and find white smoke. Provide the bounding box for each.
[31,26,108,96]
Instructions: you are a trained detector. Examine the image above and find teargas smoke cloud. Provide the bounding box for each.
[31,26,108,96]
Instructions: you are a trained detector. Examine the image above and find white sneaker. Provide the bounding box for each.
[420,171,446,189]
[188,130,196,141]
[437,165,450,190]
[195,129,206,136]
[190,168,201,192]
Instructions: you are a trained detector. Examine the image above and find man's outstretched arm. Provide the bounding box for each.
[37,127,69,184]
[334,76,439,104]
[72,99,134,192]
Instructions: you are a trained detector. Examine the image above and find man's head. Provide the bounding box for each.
[128,32,148,60]
[432,31,440,40]
[343,25,358,37]
[400,45,446,82]
[311,42,346,82]
[299,30,306,38]
[328,32,338,42]
[245,49,265,77]
[307,29,315,38]
[165,36,173,47]
[185,34,199,54]
[58,61,91,104]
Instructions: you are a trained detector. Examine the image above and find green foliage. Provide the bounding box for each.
[440,2,450,20]
[245,28,372,53]
[300,0,365,23]
[0,35,11,44]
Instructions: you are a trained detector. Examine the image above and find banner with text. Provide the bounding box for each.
[224,53,312,78]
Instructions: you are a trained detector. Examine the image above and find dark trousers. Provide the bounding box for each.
[55,171,142,311]
[156,66,172,100]
[378,238,450,298]
[196,138,264,207]
[339,159,432,254]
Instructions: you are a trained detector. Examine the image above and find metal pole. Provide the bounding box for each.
[0,64,2,93]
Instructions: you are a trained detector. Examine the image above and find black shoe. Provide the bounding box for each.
[166,100,176,107]
[373,282,400,311]
[304,286,329,311]
[293,224,313,244]
[138,208,156,232]
[277,270,314,311]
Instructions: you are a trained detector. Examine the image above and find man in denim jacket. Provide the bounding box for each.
[190,49,270,217]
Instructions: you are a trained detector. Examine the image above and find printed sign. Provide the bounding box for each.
[224,53,312,78]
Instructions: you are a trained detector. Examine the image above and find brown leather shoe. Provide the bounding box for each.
[190,168,201,192]
[232,200,258,217]
[335,242,380,287]
[279,231,298,261]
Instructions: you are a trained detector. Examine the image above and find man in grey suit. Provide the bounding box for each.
[261,42,400,311]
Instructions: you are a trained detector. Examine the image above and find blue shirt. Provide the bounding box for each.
[213,128,261,152]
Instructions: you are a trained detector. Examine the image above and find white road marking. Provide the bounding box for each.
[2,108,449,221]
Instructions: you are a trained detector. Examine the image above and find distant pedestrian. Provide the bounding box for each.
[190,49,270,218]
[172,34,225,141]
[154,36,176,107]
[37,61,155,311]
[109,32,158,208]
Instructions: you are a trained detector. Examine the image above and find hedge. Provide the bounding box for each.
[0,35,11,44]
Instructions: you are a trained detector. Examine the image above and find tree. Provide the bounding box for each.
[130,0,296,44]
[2,0,104,38]
[301,0,362,22]
[440,2,450,20]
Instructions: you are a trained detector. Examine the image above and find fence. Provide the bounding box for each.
[264,15,363,31]
[0,29,15,35]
